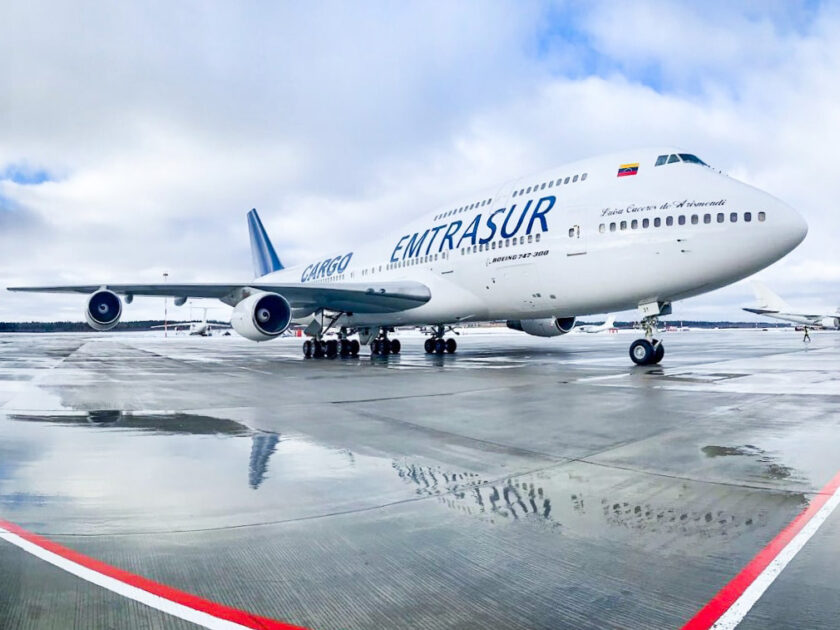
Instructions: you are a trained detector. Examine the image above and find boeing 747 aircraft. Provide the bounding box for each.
[9,148,808,364]
[743,280,839,329]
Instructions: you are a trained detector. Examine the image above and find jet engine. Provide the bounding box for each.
[85,289,122,331]
[819,317,840,330]
[231,292,292,341]
[506,316,576,337]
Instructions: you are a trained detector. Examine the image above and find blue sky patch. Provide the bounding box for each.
[1,164,53,185]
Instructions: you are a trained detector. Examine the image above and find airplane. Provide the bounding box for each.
[150,306,232,336]
[743,280,839,329]
[574,314,616,333]
[8,147,808,365]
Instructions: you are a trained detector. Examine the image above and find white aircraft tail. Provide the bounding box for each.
[750,280,790,312]
[603,314,616,329]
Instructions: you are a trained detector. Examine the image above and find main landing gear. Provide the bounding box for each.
[302,337,360,359]
[629,302,668,366]
[371,330,401,356]
[424,325,457,355]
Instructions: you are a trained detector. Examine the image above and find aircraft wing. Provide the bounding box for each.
[8,281,432,314]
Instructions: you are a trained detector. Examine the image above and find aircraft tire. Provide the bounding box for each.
[629,339,654,365]
[434,338,446,354]
[326,339,338,358]
[350,339,360,356]
[653,340,664,364]
[303,340,312,358]
[313,340,326,359]
[390,339,401,354]
[445,338,457,354]
[424,338,434,354]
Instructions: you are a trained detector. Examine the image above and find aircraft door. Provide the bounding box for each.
[565,224,587,256]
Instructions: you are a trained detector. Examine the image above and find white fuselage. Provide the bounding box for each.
[263,148,807,329]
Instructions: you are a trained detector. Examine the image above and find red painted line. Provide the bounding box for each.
[0,518,308,630]
[680,469,840,630]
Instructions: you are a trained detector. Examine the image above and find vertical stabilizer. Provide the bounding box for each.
[750,280,790,312]
[247,209,284,278]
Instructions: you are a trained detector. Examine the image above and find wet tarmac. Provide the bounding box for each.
[1,329,839,629]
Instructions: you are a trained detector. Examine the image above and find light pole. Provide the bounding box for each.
[163,271,169,338]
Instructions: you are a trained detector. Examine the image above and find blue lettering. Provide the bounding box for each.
[406,230,429,258]
[500,201,531,238]
[527,196,555,234]
[457,215,481,248]
[317,259,331,279]
[327,256,341,275]
[480,208,505,244]
[439,220,462,252]
[301,264,313,282]
[391,235,409,263]
[337,252,352,273]
[423,225,447,256]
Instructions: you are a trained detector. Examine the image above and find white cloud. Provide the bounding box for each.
[0,2,838,322]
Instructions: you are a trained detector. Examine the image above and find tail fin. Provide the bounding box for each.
[247,209,284,278]
[603,314,615,328]
[750,280,789,312]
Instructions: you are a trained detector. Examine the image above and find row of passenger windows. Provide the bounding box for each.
[384,251,451,270]
[512,172,587,198]
[460,232,541,255]
[595,211,766,235]
[435,198,493,221]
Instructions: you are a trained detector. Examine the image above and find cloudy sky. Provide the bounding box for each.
[1,1,838,322]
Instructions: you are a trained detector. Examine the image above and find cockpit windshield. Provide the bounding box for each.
[655,153,709,167]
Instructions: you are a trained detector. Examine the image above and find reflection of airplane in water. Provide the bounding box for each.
[9,411,280,489]
[392,461,554,525]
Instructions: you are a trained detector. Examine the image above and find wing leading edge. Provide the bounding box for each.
[7,281,432,314]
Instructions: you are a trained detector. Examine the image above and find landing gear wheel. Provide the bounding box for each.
[629,339,654,365]
[653,340,664,364]
[326,339,338,359]
[434,338,446,354]
[303,340,313,358]
[313,340,326,359]
[339,339,350,357]
[424,338,434,354]
[350,339,360,356]
[390,339,401,354]
[445,338,457,354]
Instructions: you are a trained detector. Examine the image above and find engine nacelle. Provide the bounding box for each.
[819,316,840,329]
[507,316,576,337]
[231,292,292,341]
[85,290,122,331]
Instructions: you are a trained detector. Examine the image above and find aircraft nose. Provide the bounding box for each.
[772,198,808,255]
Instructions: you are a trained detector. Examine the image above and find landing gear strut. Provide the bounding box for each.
[370,328,401,356]
[424,325,457,355]
[629,303,668,366]
[302,316,360,359]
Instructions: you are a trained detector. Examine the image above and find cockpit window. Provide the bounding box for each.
[655,155,668,166]
[678,153,708,166]
[667,154,680,164]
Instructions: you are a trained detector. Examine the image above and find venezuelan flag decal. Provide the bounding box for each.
[617,162,639,177]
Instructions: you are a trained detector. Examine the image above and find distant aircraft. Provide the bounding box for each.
[9,148,807,365]
[151,307,231,337]
[575,314,616,333]
[743,280,839,329]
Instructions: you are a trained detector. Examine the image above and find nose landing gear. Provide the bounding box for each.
[629,303,668,366]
